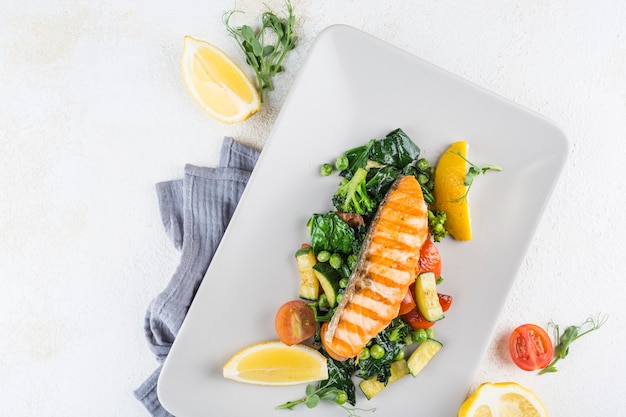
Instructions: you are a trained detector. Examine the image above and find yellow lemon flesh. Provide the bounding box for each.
[458,382,549,417]
[432,141,472,240]
[181,36,260,124]
[223,341,329,386]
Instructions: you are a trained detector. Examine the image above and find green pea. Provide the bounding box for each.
[320,163,333,176]
[317,250,331,262]
[329,253,344,269]
[417,158,430,171]
[347,254,357,270]
[339,277,349,288]
[426,328,435,339]
[335,390,348,405]
[413,328,427,343]
[359,348,370,360]
[370,344,385,360]
[394,350,405,361]
[335,156,349,171]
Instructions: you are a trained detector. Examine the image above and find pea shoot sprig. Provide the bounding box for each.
[539,313,608,375]
[223,0,297,103]
[276,385,373,417]
[451,151,502,202]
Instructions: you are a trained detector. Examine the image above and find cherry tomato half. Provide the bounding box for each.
[275,300,317,346]
[398,286,417,315]
[508,323,554,371]
[418,238,442,278]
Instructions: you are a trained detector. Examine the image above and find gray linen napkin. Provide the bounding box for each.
[134,137,259,417]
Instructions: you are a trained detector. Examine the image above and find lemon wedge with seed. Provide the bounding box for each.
[458,382,549,417]
[223,341,328,386]
[181,36,260,124]
[432,141,472,240]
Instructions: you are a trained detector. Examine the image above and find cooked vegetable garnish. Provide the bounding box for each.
[277,129,456,415]
[428,209,448,242]
[223,0,297,103]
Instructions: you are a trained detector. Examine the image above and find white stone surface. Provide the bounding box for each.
[1,0,625,416]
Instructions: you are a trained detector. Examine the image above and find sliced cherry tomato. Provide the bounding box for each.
[418,238,442,278]
[402,306,435,329]
[401,293,453,329]
[508,323,554,371]
[275,300,317,346]
[398,285,417,315]
[438,293,453,312]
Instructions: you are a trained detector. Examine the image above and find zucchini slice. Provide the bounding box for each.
[312,262,341,308]
[407,338,442,377]
[359,360,409,400]
[415,272,444,322]
[295,247,319,301]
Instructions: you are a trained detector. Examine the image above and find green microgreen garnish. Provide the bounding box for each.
[539,313,608,375]
[451,151,502,202]
[223,0,297,103]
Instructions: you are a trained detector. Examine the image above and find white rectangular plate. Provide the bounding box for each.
[158,24,568,416]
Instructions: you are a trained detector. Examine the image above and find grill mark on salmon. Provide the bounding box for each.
[323,175,428,360]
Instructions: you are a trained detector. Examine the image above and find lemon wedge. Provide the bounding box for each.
[223,341,328,386]
[458,382,549,417]
[181,36,260,124]
[432,141,472,240]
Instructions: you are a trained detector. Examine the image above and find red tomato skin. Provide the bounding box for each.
[401,307,435,329]
[418,238,442,278]
[508,324,554,371]
[438,293,453,312]
[398,285,417,315]
[275,300,317,346]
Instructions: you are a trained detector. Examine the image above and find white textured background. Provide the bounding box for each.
[1,0,625,416]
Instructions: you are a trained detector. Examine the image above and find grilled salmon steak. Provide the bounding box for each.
[322,175,429,361]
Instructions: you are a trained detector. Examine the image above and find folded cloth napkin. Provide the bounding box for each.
[134,137,260,417]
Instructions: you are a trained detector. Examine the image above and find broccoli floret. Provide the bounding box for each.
[332,167,375,215]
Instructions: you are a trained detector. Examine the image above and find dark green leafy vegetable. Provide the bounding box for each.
[355,318,410,383]
[342,140,375,179]
[309,213,356,254]
[365,166,401,204]
[539,313,608,375]
[223,0,297,102]
[368,128,421,168]
[341,128,419,179]
[336,128,437,217]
